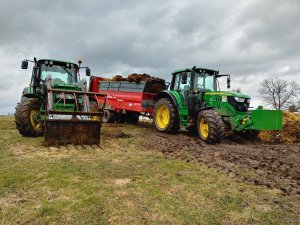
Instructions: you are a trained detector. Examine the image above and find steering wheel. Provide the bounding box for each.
[198,84,204,89]
[53,78,64,84]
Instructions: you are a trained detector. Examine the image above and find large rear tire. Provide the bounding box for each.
[153,98,180,134]
[14,98,44,137]
[197,110,224,143]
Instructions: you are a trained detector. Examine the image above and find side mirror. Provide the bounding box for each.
[86,68,91,76]
[227,77,231,89]
[181,72,187,84]
[21,60,28,69]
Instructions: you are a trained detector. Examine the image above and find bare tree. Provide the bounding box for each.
[258,78,299,110]
[288,99,300,112]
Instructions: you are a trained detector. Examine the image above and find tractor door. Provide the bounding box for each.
[172,72,192,106]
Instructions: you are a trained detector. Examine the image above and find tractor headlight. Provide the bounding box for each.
[246,98,250,104]
[234,97,245,102]
[222,96,227,102]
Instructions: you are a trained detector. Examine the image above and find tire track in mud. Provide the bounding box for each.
[104,123,300,196]
[138,125,300,196]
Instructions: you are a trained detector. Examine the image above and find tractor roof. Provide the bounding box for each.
[38,59,78,66]
[173,67,218,74]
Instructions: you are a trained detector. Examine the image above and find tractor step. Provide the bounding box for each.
[44,119,101,145]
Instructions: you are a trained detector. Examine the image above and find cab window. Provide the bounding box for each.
[194,73,215,91]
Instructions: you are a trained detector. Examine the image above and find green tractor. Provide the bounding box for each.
[153,67,282,143]
[15,58,106,145]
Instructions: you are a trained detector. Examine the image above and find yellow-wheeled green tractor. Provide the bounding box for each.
[153,67,282,143]
[15,58,106,145]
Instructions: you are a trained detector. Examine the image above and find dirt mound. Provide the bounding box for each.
[259,112,300,143]
[112,75,127,82]
[127,73,151,82]
[111,73,158,83]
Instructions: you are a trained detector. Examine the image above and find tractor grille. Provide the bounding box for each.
[227,96,249,112]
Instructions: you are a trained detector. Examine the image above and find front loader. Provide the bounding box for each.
[15,58,106,145]
[153,67,282,143]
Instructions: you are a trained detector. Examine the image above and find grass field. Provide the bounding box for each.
[0,116,299,224]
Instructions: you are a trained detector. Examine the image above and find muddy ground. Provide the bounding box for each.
[102,122,300,196]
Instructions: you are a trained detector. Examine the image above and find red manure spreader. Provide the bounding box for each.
[89,76,167,123]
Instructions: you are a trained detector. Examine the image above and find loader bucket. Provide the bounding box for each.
[251,109,282,130]
[44,119,101,145]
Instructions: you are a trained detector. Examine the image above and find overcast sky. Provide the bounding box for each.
[0,0,299,114]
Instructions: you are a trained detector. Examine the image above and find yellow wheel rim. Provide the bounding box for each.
[155,105,170,129]
[91,116,100,121]
[199,117,209,138]
[30,109,42,130]
[90,102,99,121]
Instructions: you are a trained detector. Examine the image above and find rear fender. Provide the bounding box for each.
[22,86,37,98]
[155,91,189,126]
[155,91,179,108]
[199,106,213,112]
[23,93,39,99]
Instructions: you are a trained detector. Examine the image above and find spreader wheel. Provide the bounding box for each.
[102,110,116,123]
[126,111,139,124]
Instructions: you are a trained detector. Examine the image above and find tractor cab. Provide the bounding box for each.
[170,67,251,116]
[21,58,91,98]
[38,59,79,84]
[170,68,219,98]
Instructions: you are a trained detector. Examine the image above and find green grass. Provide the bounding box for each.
[0,116,299,224]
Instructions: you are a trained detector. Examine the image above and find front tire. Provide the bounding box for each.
[197,110,224,143]
[14,98,44,137]
[153,98,180,134]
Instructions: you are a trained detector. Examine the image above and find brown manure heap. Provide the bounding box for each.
[259,112,300,143]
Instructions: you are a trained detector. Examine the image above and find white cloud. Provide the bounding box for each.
[0,0,299,114]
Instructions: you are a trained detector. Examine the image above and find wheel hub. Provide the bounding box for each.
[30,109,42,130]
[199,117,209,138]
[156,105,170,129]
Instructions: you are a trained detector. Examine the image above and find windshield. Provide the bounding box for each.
[194,73,216,91]
[40,64,78,84]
